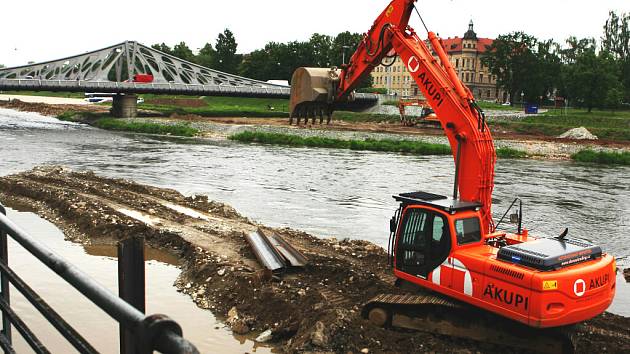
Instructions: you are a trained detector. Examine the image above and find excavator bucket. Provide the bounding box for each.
[289,67,339,125]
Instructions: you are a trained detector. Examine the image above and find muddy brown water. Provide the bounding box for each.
[1,108,629,350]
[5,208,272,354]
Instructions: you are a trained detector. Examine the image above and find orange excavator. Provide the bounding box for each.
[289,0,616,352]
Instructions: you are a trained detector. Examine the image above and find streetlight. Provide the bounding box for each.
[342,45,350,65]
[521,91,525,111]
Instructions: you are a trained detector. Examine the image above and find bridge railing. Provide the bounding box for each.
[0,203,199,354]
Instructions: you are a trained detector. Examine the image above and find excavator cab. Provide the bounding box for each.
[388,191,482,280]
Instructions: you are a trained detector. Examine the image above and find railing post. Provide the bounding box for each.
[118,236,145,354]
[0,204,11,351]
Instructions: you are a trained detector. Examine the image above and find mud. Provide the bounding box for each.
[0,99,106,116]
[0,166,628,353]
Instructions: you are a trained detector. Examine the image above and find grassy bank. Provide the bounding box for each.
[492,108,630,142]
[56,111,198,137]
[228,131,527,158]
[140,95,290,118]
[93,118,198,137]
[571,150,630,165]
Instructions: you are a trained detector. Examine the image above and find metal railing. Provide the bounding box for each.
[0,203,199,354]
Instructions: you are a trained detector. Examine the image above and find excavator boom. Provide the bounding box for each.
[290,0,495,232]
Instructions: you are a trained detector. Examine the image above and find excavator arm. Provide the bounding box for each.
[289,0,496,232]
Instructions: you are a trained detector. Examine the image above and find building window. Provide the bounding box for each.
[486,90,491,98]
[465,73,469,82]
[480,74,483,83]
[455,58,459,68]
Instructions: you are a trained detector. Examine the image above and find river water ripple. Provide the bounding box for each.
[0,108,628,351]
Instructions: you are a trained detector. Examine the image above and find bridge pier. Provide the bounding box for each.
[111,94,137,118]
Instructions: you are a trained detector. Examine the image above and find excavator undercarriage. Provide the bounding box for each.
[363,282,577,353]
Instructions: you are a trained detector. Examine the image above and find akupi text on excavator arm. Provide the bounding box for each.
[336,0,496,232]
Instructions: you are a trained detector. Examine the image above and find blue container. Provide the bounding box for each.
[525,104,539,114]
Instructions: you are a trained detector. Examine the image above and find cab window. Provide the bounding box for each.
[455,217,481,245]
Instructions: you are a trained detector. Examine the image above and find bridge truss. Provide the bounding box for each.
[0,41,376,104]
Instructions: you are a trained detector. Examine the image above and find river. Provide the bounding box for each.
[0,107,628,351]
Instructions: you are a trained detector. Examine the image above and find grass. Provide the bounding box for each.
[93,118,198,137]
[491,108,630,142]
[56,111,199,136]
[140,95,290,118]
[229,131,451,155]
[477,101,522,111]
[496,147,528,158]
[229,131,528,159]
[571,150,630,166]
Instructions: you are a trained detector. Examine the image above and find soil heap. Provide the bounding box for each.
[0,166,628,353]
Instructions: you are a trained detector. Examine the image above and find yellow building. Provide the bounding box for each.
[371,21,505,102]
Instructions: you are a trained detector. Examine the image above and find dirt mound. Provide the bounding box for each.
[558,127,598,140]
[0,166,628,353]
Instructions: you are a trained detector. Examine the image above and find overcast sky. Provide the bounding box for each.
[2,0,629,67]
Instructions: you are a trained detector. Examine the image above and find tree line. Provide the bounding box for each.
[151,29,369,87]
[482,11,629,111]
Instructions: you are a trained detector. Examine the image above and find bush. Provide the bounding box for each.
[229,131,529,159]
[496,147,527,158]
[571,149,630,165]
[93,118,198,137]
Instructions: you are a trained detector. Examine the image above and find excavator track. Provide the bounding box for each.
[362,291,577,353]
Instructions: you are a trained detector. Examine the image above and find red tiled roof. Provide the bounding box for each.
[440,37,494,53]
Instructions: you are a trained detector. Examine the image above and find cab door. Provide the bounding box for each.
[395,207,451,278]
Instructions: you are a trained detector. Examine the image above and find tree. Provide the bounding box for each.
[331,31,363,66]
[0,64,5,69]
[482,32,540,104]
[605,85,624,112]
[214,29,240,73]
[565,49,619,112]
[308,33,333,67]
[171,42,195,63]
[196,43,216,68]
[151,43,173,55]
[602,11,630,101]
[331,31,372,88]
[238,48,273,80]
[560,37,596,64]
[602,11,630,60]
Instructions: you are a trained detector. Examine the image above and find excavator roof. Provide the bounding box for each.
[394,191,482,213]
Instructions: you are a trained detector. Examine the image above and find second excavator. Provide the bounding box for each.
[289,0,616,352]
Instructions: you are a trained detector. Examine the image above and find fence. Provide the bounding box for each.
[0,203,199,354]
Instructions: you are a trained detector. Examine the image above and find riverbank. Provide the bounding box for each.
[0,166,628,353]
[2,98,630,163]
